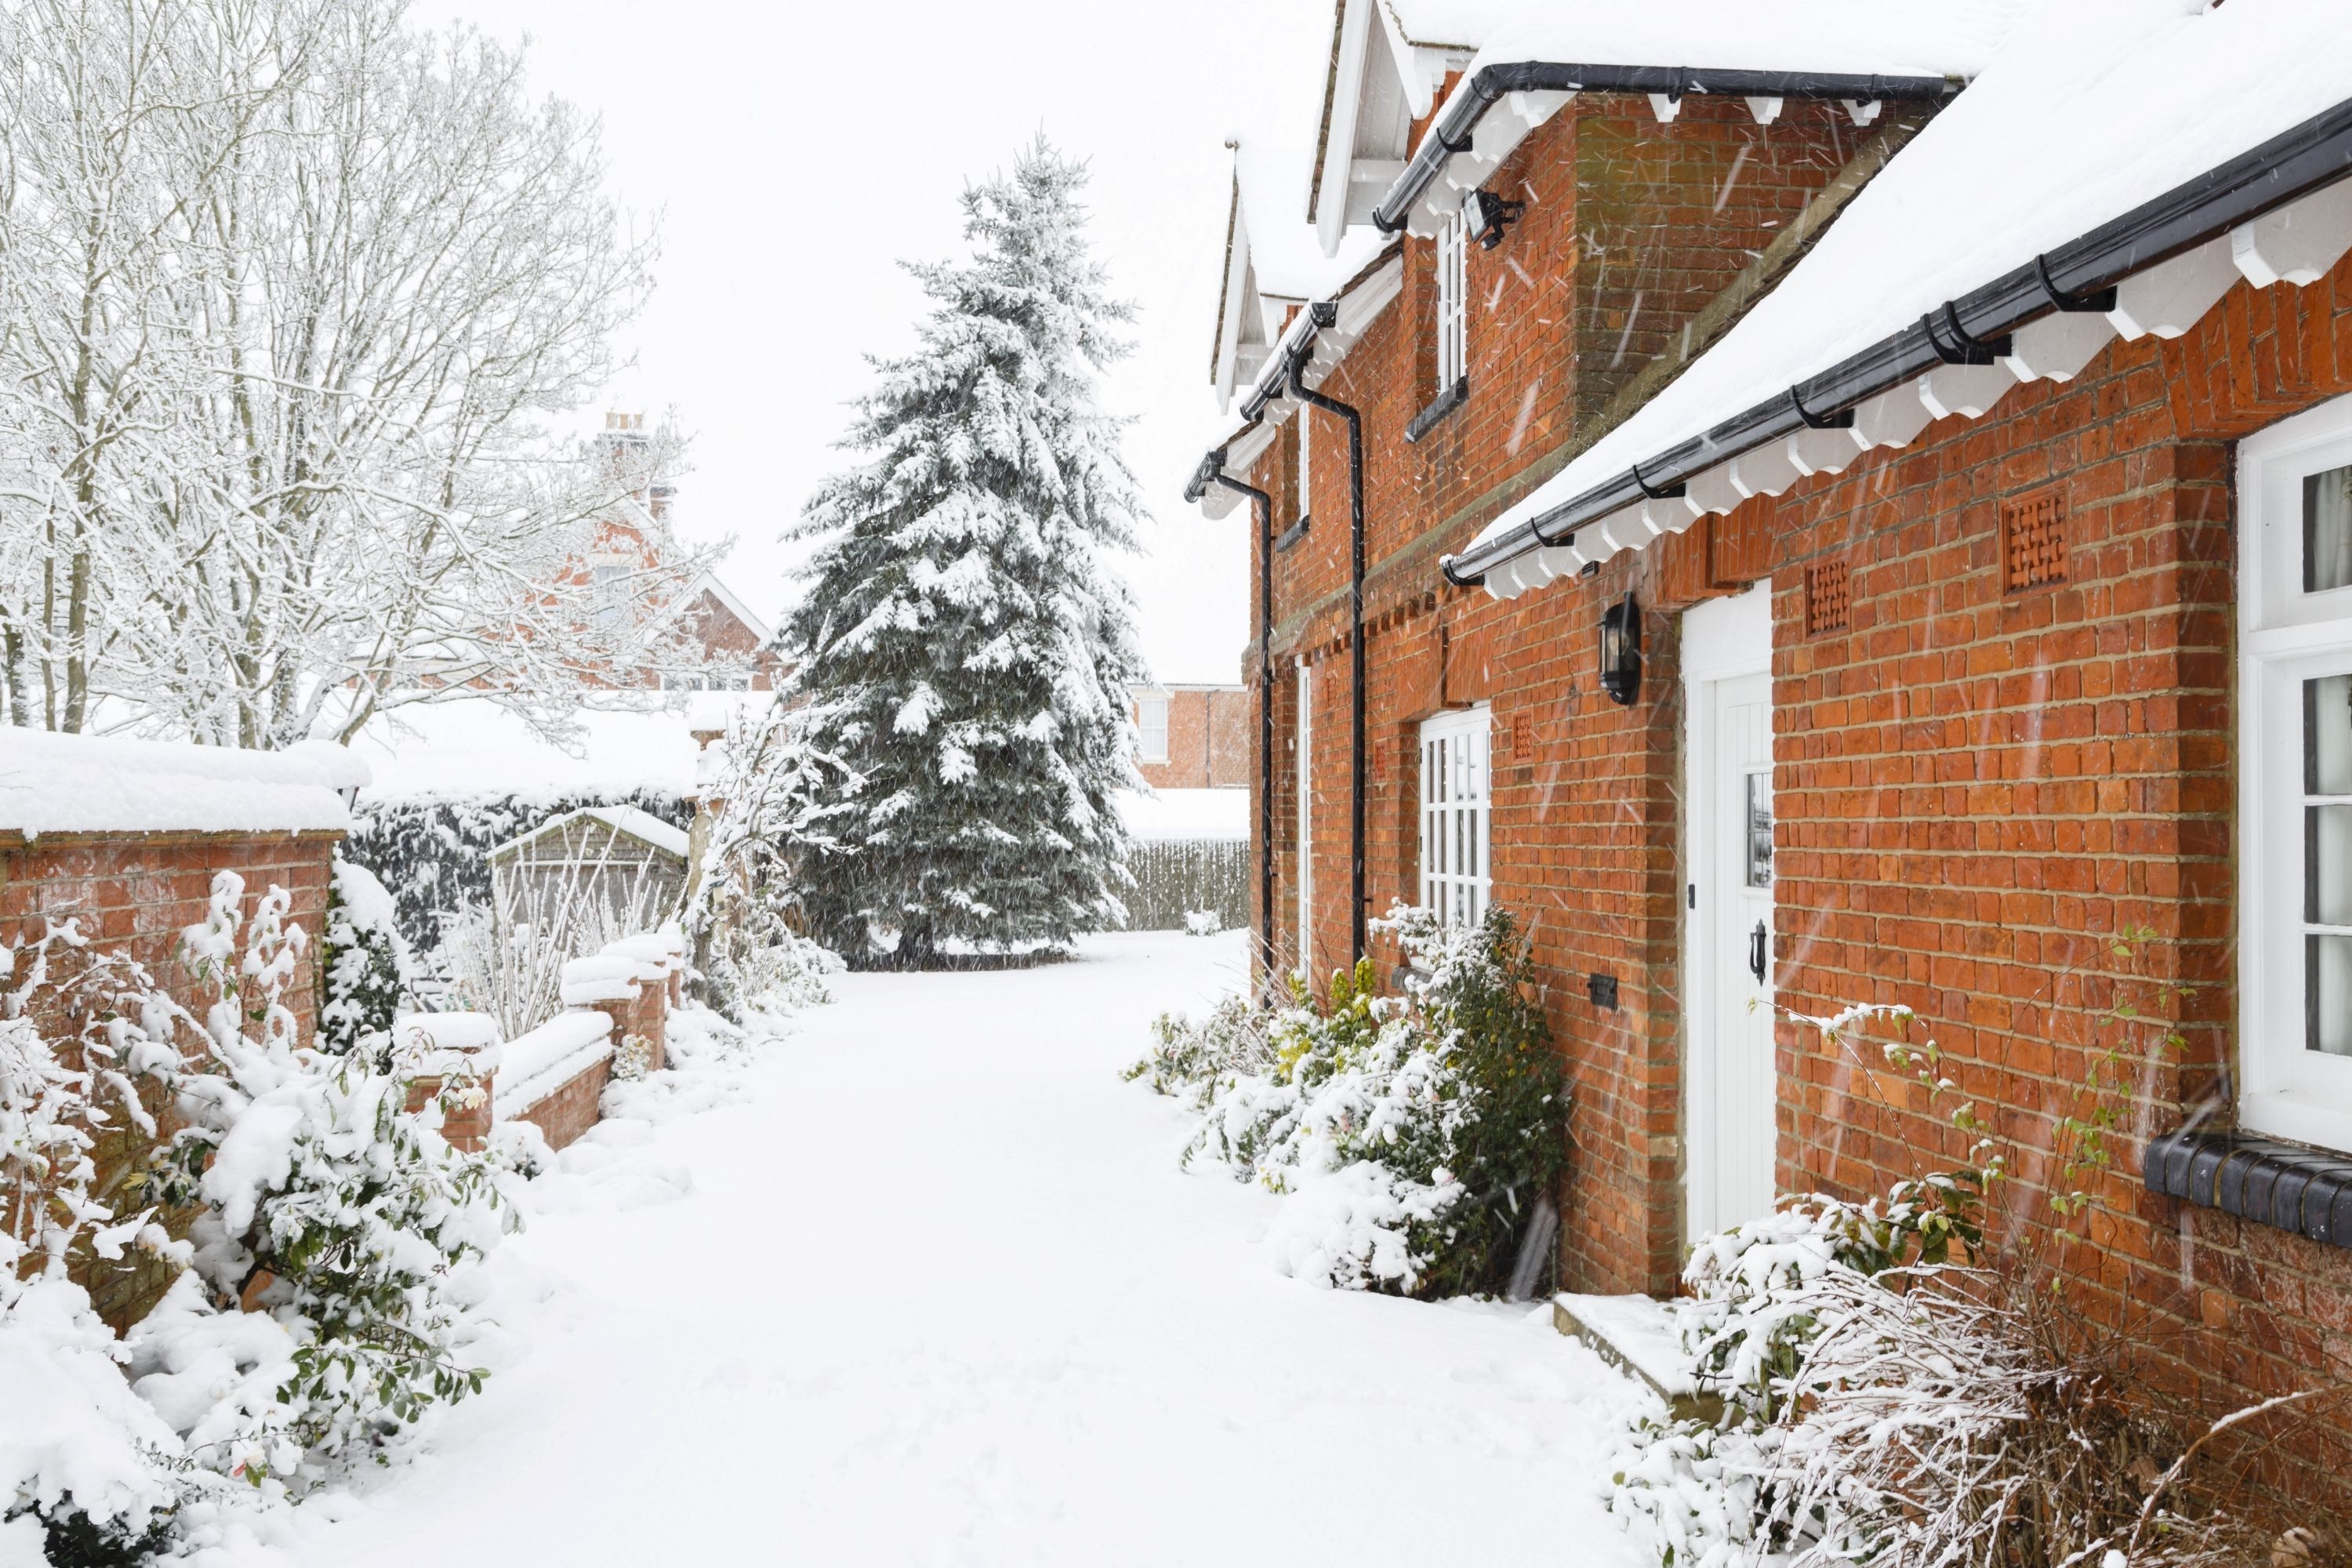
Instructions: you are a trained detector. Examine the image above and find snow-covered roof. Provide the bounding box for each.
[0,730,358,840]
[1312,0,2020,257]
[1196,249,1405,521]
[1120,788,1250,842]
[1408,0,2019,74]
[488,804,691,862]
[348,697,749,803]
[1208,2,1395,415]
[1463,0,2352,593]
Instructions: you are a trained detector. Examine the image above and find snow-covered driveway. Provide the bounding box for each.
[292,932,1649,1566]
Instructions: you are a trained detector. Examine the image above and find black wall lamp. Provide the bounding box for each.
[1599,591,1642,706]
[1463,188,1526,250]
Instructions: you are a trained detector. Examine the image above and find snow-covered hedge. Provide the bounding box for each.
[342,787,690,957]
[1131,905,1566,1298]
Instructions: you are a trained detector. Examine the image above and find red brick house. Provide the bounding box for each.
[1128,683,1250,789]
[575,412,784,691]
[1185,0,2352,1418]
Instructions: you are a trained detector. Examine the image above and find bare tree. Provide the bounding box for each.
[0,0,710,743]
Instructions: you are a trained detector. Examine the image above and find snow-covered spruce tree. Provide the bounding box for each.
[782,140,1145,967]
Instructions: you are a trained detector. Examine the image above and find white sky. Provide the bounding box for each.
[437,0,1340,686]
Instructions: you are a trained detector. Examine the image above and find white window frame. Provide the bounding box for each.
[1297,659,1315,978]
[1136,691,1171,764]
[590,559,633,628]
[1435,210,1468,390]
[2240,393,2352,1152]
[1419,705,1491,927]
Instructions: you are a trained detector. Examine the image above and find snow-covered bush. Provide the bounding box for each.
[1181,909,1221,937]
[1608,977,2340,1568]
[3,870,516,1558]
[681,693,852,1025]
[318,855,411,1068]
[1134,904,1566,1298]
[2,927,197,1561]
[159,875,512,1464]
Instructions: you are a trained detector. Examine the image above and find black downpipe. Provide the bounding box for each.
[1289,326,1367,967]
[1372,62,1954,237]
[1197,459,1278,978]
[1442,93,2352,586]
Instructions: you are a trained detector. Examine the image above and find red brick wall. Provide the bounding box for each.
[1,830,335,1044]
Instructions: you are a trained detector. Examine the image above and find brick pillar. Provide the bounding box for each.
[405,1069,493,1152]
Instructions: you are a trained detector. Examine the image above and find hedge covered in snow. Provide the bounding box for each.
[1129,905,1566,1298]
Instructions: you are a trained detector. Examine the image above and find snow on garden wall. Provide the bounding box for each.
[343,788,691,956]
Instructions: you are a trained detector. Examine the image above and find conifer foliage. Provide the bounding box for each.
[784,140,1145,967]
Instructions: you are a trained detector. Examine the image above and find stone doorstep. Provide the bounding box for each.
[1552,1292,1726,1425]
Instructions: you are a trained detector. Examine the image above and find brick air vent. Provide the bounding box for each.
[2003,491,2067,591]
[1804,559,1849,636]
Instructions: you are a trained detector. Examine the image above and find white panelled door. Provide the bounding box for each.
[1683,584,1777,1240]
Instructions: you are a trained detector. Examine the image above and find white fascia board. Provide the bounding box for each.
[1316,0,1377,259]
[680,571,775,649]
[1213,185,1252,415]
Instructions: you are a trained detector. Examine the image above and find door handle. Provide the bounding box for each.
[1748,920,1769,985]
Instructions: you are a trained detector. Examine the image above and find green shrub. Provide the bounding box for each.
[1131,903,1567,1298]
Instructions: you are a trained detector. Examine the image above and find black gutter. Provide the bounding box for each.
[1185,446,1279,975]
[1444,93,2352,585]
[1290,304,1369,967]
[1372,63,1955,237]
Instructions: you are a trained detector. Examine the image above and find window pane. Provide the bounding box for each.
[2312,804,2352,926]
[1745,772,1775,888]
[2310,934,2352,1055]
[2307,675,2352,795]
[2305,464,2352,593]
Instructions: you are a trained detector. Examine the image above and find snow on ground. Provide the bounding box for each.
[280,931,1651,1567]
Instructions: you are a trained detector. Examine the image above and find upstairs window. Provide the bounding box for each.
[1137,693,1170,763]
[2241,394,2352,1152]
[1436,208,1468,391]
[590,560,633,628]
[1420,706,1490,927]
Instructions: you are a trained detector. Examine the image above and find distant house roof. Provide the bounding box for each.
[0,730,360,840]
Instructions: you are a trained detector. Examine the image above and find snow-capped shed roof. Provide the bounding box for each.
[1311,0,2023,257]
[0,730,359,840]
[488,804,691,863]
[1459,0,2352,595]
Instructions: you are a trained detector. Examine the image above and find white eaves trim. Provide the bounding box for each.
[682,570,775,649]
[1196,252,1405,521]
